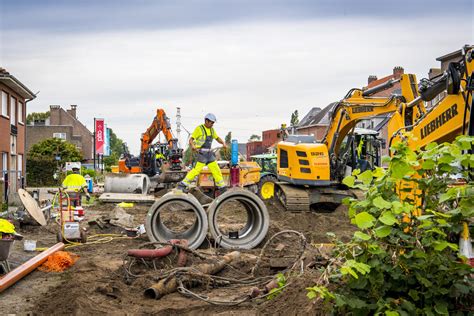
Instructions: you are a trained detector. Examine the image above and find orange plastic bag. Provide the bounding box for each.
[38,251,79,272]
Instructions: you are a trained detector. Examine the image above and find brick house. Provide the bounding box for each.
[262,129,280,151]
[26,105,94,162]
[246,141,264,160]
[0,68,36,198]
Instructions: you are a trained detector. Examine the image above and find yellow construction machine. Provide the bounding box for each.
[275,45,474,212]
[275,72,421,211]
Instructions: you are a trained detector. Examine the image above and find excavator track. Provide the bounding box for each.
[275,183,358,212]
[275,183,310,212]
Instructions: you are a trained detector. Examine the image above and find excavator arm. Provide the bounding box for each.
[323,73,420,156]
[139,109,182,173]
[388,45,473,149]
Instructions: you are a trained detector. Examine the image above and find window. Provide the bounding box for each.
[53,132,66,140]
[2,152,7,180]
[18,102,23,124]
[17,154,23,179]
[1,91,7,116]
[10,96,16,124]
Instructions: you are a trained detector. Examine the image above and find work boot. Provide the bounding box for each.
[177,182,189,193]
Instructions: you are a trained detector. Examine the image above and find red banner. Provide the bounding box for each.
[95,118,105,154]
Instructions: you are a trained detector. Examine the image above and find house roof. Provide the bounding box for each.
[0,68,36,100]
[436,49,462,62]
[297,102,337,128]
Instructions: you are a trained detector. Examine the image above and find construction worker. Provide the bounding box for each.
[62,167,90,206]
[178,113,228,192]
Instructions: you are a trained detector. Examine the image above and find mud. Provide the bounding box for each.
[0,195,355,315]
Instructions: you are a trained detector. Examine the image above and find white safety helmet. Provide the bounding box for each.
[205,113,217,122]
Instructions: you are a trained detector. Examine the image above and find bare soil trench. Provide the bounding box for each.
[0,197,356,315]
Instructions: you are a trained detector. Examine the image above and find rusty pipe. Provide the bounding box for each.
[0,242,65,293]
[127,246,173,258]
[145,251,240,299]
[127,239,187,259]
[171,239,188,267]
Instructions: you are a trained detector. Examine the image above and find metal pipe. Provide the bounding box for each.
[0,242,65,293]
[362,78,400,97]
[405,96,422,108]
[40,205,52,212]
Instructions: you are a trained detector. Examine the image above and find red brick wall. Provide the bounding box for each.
[262,129,280,150]
[246,141,263,160]
[0,82,28,187]
[296,125,327,141]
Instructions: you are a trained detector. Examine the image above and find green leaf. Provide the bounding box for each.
[354,231,371,240]
[343,175,355,188]
[385,312,399,316]
[379,211,398,225]
[373,196,392,209]
[357,170,373,185]
[373,167,385,178]
[433,241,449,251]
[354,212,376,229]
[408,289,419,301]
[434,301,448,315]
[341,266,358,279]
[421,159,436,170]
[374,225,392,238]
[425,142,438,150]
[390,160,413,179]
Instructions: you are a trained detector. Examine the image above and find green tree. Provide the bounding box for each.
[27,138,83,186]
[307,136,474,315]
[28,138,83,162]
[220,131,232,161]
[249,134,261,141]
[290,110,299,126]
[26,111,50,125]
[103,128,125,170]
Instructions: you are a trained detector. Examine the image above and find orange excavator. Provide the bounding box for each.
[117,108,185,182]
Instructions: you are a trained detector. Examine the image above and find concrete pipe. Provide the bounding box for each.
[145,191,208,250]
[104,174,150,194]
[208,188,269,249]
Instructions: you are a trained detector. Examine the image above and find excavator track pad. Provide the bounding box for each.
[275,183,358,213]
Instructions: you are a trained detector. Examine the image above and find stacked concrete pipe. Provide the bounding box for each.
[145,190,208,250]
[145,188,269,250]
[207,189,269,249]
[104,174,150,194]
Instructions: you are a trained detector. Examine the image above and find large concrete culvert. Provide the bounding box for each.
[207,188,269,249]
[104,173,150,194]
[145,190,208,250]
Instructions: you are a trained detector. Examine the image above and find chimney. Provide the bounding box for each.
[368,75,378,85]
[67,105,77,119]
[393,66,404,79]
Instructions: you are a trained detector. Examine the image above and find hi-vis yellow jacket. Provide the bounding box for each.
[62,174,87,192]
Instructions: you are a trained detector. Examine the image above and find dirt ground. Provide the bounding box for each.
[0,192,356,315]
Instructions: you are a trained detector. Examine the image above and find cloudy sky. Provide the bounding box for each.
[1,0,472,154]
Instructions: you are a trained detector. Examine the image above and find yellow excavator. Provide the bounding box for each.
[275,45,473,212]
[388,45,473,150]
[275,72,420,211]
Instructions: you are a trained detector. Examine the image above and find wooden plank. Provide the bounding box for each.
[98,193,156,203]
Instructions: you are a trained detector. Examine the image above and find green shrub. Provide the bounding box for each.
[307,136,474,315]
